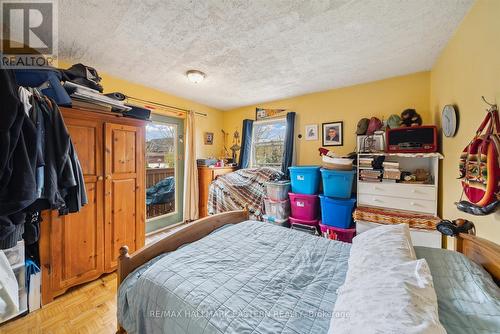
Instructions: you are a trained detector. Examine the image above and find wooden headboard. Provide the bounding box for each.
[456,233,500,283]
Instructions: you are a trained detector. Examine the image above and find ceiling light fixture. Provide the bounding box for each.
[186,70,206,83]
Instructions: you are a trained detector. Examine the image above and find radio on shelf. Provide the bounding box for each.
[386,126,438,153]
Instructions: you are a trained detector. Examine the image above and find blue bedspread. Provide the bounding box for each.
[415,247,500,334]
[118,223,500,334]
[118,220,351,334]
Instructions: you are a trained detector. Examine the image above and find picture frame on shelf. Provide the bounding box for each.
[322,121,343,146]
[356,133,385,153]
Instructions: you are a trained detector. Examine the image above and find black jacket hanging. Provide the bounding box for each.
[28,96,87,214]
[0,69,38,249]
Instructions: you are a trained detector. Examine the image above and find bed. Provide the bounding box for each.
[116,210,500,334]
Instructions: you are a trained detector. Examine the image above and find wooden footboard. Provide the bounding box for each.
[116,208,249,333]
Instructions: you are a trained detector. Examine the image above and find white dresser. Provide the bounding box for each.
[355,152,443,248]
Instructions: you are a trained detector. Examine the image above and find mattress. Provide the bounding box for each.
[118,220,351,334]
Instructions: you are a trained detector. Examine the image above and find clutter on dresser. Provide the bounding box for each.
[457,97,499,215]
[61,63,103,92]
[63,81,131,112]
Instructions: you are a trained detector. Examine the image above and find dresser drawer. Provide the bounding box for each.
[358,193,435,214]
[357,182,436,201]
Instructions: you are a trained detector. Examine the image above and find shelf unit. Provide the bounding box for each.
[356,152,441,216]
[355,152,443,248]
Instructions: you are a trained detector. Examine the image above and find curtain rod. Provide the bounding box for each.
[127,96,208,117]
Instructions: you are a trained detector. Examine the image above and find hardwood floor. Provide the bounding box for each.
[0,273,118,334]
[0,227,183,334]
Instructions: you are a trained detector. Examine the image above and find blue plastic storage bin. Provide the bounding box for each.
[320,168,356,199]
[288,166,321,195]
[319,195,356,228]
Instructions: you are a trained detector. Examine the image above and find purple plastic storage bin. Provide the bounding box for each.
[289,192,319,221]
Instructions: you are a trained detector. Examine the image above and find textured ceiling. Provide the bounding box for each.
[58,0,473,110]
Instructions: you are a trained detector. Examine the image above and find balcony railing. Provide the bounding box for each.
[146,167,175,219]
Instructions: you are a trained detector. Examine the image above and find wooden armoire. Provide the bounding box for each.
[40,107,146,304]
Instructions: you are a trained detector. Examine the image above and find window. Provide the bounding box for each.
[250,118,287,169]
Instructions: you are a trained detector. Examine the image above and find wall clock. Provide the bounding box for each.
[442,104,458,137]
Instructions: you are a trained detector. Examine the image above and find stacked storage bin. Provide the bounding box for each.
[262,181,291,227]
[288,166,321,235]
[319,168,357,243]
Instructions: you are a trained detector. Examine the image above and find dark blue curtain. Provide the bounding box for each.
[238,119,253,169]
[281,112,296,176]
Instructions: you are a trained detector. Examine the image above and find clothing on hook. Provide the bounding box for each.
[18,87,32,116]
[0,69,87,249]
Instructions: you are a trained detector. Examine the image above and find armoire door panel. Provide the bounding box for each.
[66,124,97,176]
[61,182,101,281]
[112,128,137,174]
[48,116,104,292]
[110,178,137,266]
[105,123,145,271]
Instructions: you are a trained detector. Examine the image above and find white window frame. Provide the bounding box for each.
[249,117,287,169]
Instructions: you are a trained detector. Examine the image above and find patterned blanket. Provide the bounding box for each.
[208,167,283,219]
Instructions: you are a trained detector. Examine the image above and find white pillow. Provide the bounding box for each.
[328,259,446,334]
[346,223,416,280]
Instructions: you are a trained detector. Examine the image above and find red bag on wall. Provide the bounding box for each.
[459,105,500,207]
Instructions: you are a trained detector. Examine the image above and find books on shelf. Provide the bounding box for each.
[359,169,382,182]
[359,157,373,168]
[382,161,399,169]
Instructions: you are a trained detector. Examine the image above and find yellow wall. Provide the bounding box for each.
[59,61,224,159]
[430,0,500,245]
[223,72,431,165]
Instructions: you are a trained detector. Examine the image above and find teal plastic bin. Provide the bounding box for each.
[288,166,321,195]
[320,168,355,199]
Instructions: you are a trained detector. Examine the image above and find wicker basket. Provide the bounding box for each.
[353,206,440,230]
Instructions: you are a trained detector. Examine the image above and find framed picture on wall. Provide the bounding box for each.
[305,124,318,140]
[322,121,343,146]
[204,132,214,145]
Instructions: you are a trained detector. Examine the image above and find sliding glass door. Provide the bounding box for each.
[145,114,184,233]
